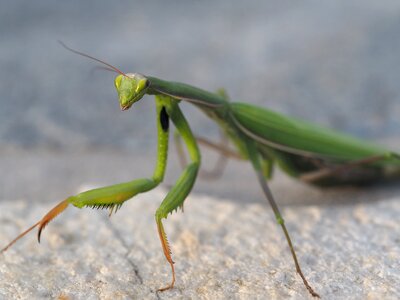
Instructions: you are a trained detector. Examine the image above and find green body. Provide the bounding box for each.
[147,76,400,186]
[116,73,398,296]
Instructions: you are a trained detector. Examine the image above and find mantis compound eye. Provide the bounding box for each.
[114,75,122,89]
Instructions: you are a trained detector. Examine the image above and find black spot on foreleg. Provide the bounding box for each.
[160,107,169,132]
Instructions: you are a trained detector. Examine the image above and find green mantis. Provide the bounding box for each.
[2,44,400,298]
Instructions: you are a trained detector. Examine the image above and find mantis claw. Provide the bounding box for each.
[1,199,70,252]
[37,199,70,243]
[157,261,176,292]
[37,222,48,243]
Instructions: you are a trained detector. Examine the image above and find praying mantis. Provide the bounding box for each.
[2,43,400,298]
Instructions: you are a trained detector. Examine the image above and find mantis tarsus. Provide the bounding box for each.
[2,43,400,298]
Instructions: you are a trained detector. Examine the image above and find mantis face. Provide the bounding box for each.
[114,73,150,110]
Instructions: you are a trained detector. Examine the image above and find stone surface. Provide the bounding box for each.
[1,186,399,299]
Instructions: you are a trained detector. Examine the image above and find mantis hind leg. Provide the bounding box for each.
[245,139,320,298]
[299,152,400,185]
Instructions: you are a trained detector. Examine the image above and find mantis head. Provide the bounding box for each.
[114,73,150,110]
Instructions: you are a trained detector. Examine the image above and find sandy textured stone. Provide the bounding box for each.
[1,187,399,299]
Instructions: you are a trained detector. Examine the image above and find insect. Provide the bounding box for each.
[2,43,400,298]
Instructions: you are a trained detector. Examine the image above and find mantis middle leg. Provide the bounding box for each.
[174,130,241,179]
[174,87,240,180]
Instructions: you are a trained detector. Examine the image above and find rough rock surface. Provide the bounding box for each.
[1,187,399,299]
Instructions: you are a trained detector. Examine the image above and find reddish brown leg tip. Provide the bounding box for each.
[309,289,320,298]
[157,282,175,292]
[36,199,70,244]
[1,199,69,252]
[303,281,320,298]
[37,226,44,243]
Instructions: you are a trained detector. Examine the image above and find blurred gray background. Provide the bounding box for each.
[1,0,400,204]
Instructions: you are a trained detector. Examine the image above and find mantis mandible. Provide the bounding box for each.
[2,43,400,298]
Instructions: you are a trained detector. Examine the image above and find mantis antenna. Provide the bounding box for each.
[58,40,127,77]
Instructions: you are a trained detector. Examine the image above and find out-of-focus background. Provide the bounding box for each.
[1,0,400,203]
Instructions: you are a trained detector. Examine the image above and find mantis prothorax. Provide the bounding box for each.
[2,42,400,298]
